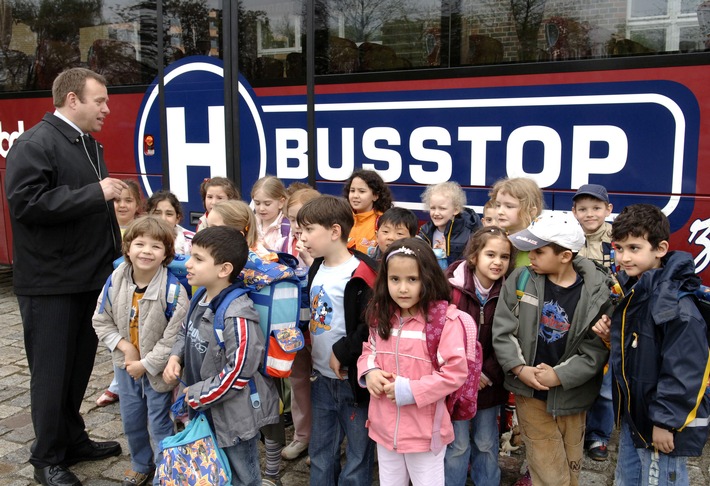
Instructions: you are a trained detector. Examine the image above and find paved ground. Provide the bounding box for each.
[0,265,708,485]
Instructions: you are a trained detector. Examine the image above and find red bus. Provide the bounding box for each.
[2,0,710,278]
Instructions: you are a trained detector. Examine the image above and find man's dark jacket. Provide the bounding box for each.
[5,113,121,295]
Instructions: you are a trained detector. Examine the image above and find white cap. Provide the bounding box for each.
[509,212,585,252]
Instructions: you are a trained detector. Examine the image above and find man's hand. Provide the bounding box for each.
[329,351,348,379]
[365,369,393,397]
[163,356,182,385]
[100,178,128,201]
[652,426,675,454]
[535,363,561,388]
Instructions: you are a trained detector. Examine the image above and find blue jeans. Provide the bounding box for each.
[116,367,174,481]
[308,372,374,486]
[445,407,500,486]
[223,434,261,486]
[615,420,689,485]
[585,368,614,445]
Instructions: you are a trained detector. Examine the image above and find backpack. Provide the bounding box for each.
[98,266,182,321]
[424,301,483,421]
[188,251,304,381]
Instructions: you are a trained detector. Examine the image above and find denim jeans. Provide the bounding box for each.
[116,367,174,481]
[585,367,614,445]
[444,407,500,486]
[615,420,689,486]
[223,434,261,486]
[308,371,374,486]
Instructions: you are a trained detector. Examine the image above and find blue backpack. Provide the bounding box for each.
[113,254,191,298]
[98,265,182,321]
[187,252,305,382]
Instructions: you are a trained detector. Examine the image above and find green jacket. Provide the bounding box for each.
[492,256,612,416]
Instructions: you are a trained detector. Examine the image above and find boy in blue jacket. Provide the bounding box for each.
[593,204,710,486]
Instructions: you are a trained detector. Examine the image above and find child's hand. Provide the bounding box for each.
[295,240,313,266]
[329,352,348,380]
[517,366,550,391]
[592,315,611,344]
[365,369,393,397]
[479,372,492,389]
[534,363,561,388]
[125,359,146,380]
[652,426,675,454]
[433,238,445,250]
[383,380,397,403]
[163,356,182,385]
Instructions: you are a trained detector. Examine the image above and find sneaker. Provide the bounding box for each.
[513,471,532,486]
[122,469,154,486]
[262,474,283,486]
[587,441,609,461]
[96,390,119,407]
[281,439,308,460]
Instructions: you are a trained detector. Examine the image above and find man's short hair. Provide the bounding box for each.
[612,204,669,250]
[122,216,175,265]
[377,207,419,237]
[191,226,249,282]
[297,195,354,244]
[52,68,107,108]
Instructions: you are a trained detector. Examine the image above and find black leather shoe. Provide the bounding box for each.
[33,465,82,486]
[64,439,122,466]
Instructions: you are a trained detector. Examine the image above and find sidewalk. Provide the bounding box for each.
[0,265,708,485]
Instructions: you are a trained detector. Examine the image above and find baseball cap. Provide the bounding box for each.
[573,184,609,203]
[509,212,585,252]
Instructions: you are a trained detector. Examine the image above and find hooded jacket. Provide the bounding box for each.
[93,262,188,393]
[611,251,710,456]
[308,249,378,405]
[492,256,612,416]
[418,208,482,265]
[446,260,507,410]
[172,284,280,447]
[5,113,121,294]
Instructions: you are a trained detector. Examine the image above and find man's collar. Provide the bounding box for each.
[53,110,84,136]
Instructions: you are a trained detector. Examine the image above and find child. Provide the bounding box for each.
[358,237,468,486]
[281,186,321,462]
[92,216,188,486]
[115,179,143,234]
[146,189,194,255]
[342,169,393,254]
[208,200,274,261]
[98,179,144,407]
[417,181,482,266]
[572,184,613,268]
[297,195,378,485]
[444,226,513,486]
[252,175,289,251]
[481,200,497,227]
[195,176,240,232]
[488,177,543,266]
[592,204,710,486]
[163,226,280,485]
[571,184,614,462]
[492,211,612,486]
[368,206,419,262]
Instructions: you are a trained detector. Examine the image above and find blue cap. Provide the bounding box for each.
[573,184,609,203]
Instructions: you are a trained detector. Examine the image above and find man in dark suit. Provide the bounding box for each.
[5,68,129,486]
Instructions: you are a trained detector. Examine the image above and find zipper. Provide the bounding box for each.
[392,316,405,450]
[619,289,648,447]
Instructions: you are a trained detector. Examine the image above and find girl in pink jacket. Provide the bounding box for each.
[358,238,469,486]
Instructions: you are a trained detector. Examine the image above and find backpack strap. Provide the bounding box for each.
[513,267,534,317]
[164,270,181,321]
[213,286,251,350]
[97,274,113,315]
[280,217,291,238]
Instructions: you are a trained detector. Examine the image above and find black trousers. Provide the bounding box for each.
[18,291,100,467]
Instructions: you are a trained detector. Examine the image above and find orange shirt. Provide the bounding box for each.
[348,209,381,254]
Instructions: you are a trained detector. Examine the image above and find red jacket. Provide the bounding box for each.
[357,305,468,453]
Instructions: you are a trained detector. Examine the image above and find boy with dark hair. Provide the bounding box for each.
[593,204,710,486]
[369,206,419,261]
[571,183,614,461]
[163,226,280,485]
[296,195,378,486]
[93,216,188,486]
[493,212,612,486]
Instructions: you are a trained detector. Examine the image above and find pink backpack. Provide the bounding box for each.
[425,301,483,421]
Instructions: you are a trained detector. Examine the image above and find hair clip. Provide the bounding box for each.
[244,224,249,233]
[386,246,415,262]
